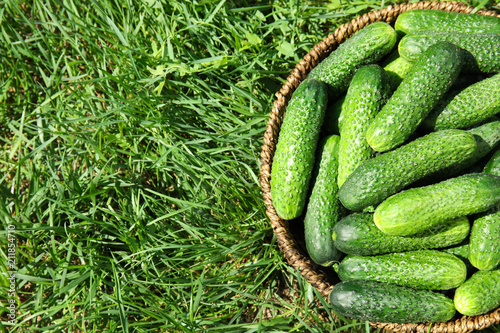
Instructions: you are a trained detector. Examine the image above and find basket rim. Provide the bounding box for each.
[259,1,500,332]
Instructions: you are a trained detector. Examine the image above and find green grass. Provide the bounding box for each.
[1,0,500,332]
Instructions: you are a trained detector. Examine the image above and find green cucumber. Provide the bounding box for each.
[337,65,391,186]
[332,212,470,256]
[365,42,463,152]
[329,280,456,323]
[420,119,500,183]
[484,150,500,176]
[382,52,413,90]
[270,79,328,220]
[338,129,477,211]
[399,32,500,73]
[421,74,487,132]
[304,135,343,266]
[395,9,500,35]
[442,240,475,273]
[374,173,500,236]
[454,269,500,316]
[336,250,467,290]
[470,210,500,271]
[423,73,500,131]
[306,22,397,98]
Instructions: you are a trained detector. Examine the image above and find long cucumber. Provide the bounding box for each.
[374,173,500,236]
[339,129,477,211]
[336,250,467,290]
[306,22,397,98]
[304,135,344,266]
[329,280,456,323]
[270,79,328,220]
[337,64,391,186]
[365,42,463,152]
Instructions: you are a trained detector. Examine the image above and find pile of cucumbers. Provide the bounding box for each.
[270,9,500,324]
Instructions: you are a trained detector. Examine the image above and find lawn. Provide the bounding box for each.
[1,0,500,332]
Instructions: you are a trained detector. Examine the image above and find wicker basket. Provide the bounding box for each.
[259,1,500,332]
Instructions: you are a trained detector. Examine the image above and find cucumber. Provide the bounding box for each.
[270,79,328,220]
[454,269,500,316]
[484,150,500,176]
[423,73,500,131]
[470,210,500,271]
[306,22,397,98]
[421,119,500,183]
[337,65,391,186]
[421,73,487,132]
[365,42,463,152]
[304,135,343,266]
[374,173,500,236]
[332,212,470,256]
[398,32,500,73]
[336,250,467,290]
[382,52,413,90]
[329,280,456,323]
[442,240,475,274]
[395,9,500,35]
[338,129,477,211]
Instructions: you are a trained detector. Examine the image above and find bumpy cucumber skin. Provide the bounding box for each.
[270,79,328,220]
[338,129,477,211]
[329,280,456,323]
[304,135,343,266]
[421,74,486,132]
[365,42,463,152]
[454,270,500,316]
[337,250,467,290]
[307,22,397,98]
[423,119,500,183]
[395,9,500,35]
[374,173,500,236]
[337,65,391,187]
[484,150,500,176]
[399,32,500,73]
[332,213,470,256]
[428,73,500,131]
[470,210,500,271]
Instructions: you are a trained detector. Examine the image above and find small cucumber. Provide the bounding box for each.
[395,9,500,35]
[424,73,500,131]
[365,42,463,152]
[304,135,343,266]
[382,52,413,90]
[329,280,456,323]
[470,210,500,271]
[332,212,470,256]
[270,79,328,220]
[336,250,467,290]
[442,241,475,273]
[339,129,477,211]
[337,65,391,186]
[374,173,500,236]
[399,32,500,73]
[454,269,500,316]
[307,22,397,98]
[484,150,500,176]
